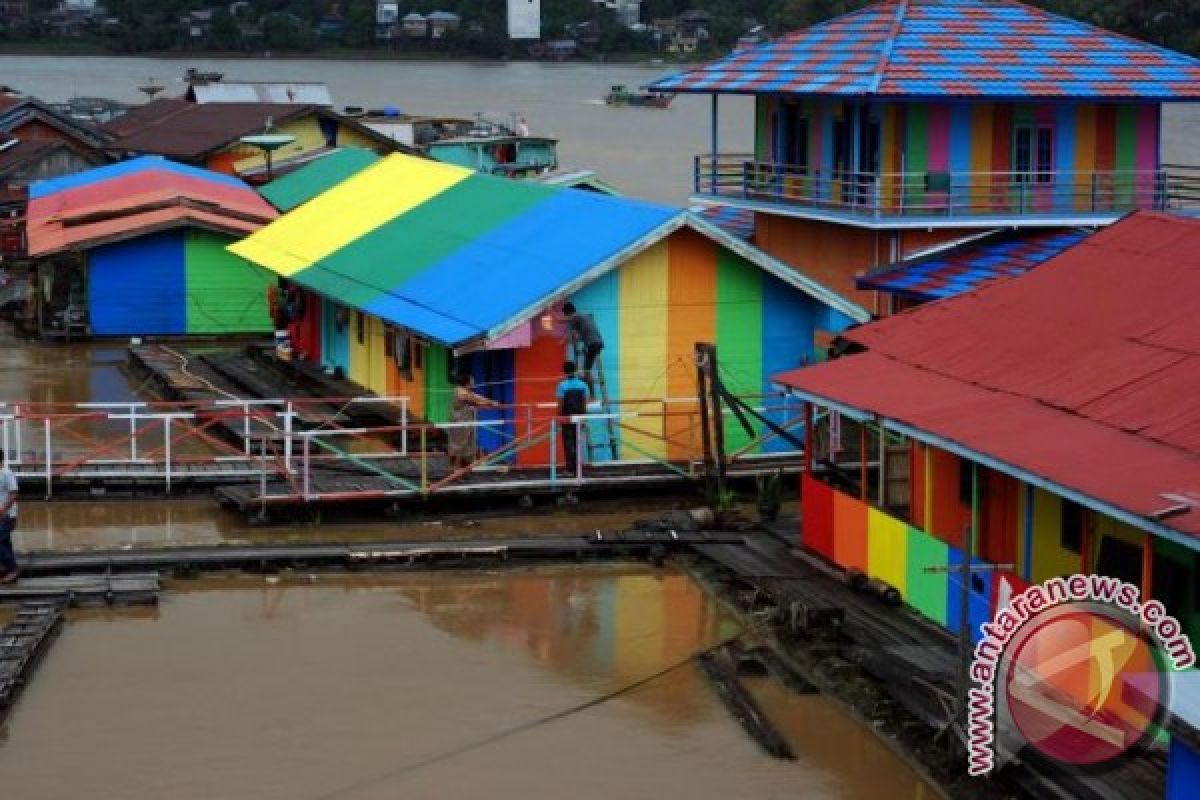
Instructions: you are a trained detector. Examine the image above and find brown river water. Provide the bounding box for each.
[0,567,937,799]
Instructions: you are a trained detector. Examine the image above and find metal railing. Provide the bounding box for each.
[694,155,1200,220]
[0,393,809,502]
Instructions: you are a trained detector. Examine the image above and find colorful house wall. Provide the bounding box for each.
[804,442,1200,645]
[86,229,273,336]
[294,225,855,463]
[206,115,385,176]
[754,97,1160,197]
[749,97,1161,307]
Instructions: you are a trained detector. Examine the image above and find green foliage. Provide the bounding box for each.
[3,0,1197,56]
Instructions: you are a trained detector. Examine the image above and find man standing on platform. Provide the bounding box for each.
[556,361,590,473]
[0,453,19,584]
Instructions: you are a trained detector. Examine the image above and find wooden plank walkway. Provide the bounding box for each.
[0,601,64,723]
[0,573,161,606]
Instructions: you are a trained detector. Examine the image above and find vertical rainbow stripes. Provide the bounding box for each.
[751,98,1161,214]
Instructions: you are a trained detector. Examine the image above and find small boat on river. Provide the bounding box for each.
[604,85,674,108]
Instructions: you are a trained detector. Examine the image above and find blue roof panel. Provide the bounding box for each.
[30,156,249,199]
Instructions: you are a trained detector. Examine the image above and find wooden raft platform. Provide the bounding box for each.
[213,454,808,516]
[0,601,64,722]
[17,531,745,578]
[0,573,161,606]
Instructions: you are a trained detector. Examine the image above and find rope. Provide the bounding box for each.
[311,627,752,800]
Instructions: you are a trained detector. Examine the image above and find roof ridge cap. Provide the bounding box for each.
[868,0,909,94]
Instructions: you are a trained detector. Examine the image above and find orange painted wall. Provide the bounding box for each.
[752,215,972,309]
[665,228,715,460]
[206,151,242,175]
[513,328,565,466]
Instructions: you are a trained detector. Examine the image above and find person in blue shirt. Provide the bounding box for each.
[555,360,590,471]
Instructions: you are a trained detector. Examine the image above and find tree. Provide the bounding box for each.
[209,8,242,51]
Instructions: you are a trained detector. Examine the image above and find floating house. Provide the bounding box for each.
[426,133,558,178]
[230,153,868,464]
[775,212,1200,647]
[100,99,406,181]
[26,157,278,337]
[648,0,1200,311]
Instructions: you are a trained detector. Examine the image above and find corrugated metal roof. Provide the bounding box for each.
[648,0,1200,100]
[231,153,868,347]
[189,82,334,107]
[100,99,318,160]
[857,228,1090,300]
[27,156,276,256]
[776,211,1200,539]
[259,148,381,211]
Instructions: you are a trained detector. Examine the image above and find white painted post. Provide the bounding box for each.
[129,404,138,462]
[164,416,172,494]
[43,418,52,499]
[242,402,251,456]
[1,416,8,465]
[400,398,409,457]
[283,401,294,474]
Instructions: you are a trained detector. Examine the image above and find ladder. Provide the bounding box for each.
[573,328,619,462]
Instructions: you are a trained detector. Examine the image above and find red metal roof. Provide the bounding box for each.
[776,211,1200,538]
[27,158,276,256]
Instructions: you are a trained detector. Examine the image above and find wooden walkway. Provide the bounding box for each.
[0,602,63,723]
[0,574,161,606]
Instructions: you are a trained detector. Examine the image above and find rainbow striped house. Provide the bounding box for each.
[648,0,1200,312]
[231,153,868,465]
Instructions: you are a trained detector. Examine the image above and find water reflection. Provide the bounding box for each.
[0,569,936,799]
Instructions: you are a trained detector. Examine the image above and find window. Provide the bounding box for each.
[1061,499,1083,554]
[775,102,808,169]
[958,460,974,507]
[411,338,424,370]
[384,325,395,358]
[356,312,365,345]
[1153,555,1190,619]
[1095,535,1141,587]
[1014,125,1054,183]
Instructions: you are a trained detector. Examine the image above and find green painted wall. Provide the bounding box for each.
[714,249,762,452]
[424,342,452,424]
[184,230,273,334]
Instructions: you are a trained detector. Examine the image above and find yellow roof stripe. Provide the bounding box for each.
[230,154,473,276]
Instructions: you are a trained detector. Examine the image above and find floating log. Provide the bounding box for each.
[695,647,796,760]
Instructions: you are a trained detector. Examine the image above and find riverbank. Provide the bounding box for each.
[0,40,700,67]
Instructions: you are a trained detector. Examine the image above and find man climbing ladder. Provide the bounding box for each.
[561,302,603,391]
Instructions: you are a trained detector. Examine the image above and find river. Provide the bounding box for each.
[0,55,754,204]
[2,55,1197,204]
[0,567,936,799]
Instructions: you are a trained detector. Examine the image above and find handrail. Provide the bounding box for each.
[694,154,1200,219]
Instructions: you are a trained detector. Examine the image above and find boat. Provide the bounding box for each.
[183,68,224,85]
[426,131,558,178]
[604,85,674,108]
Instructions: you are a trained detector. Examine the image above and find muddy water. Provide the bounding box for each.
[0,334,141,406]
[0,567,934,799]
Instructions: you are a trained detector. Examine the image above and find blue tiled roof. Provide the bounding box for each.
[648,0,1200,100]
[857,228,1090,300]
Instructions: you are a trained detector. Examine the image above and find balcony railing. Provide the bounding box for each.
[694,155,1200,222]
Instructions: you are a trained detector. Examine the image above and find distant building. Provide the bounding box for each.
[400,11,426,38]
[375,0,398,39]
[0,0,28,23]
[426,10,459,38]
[186,81,334,107]
[507,0,539,40]
[100,98,407,179]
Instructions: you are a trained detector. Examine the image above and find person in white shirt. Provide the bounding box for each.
[0,454,18,583]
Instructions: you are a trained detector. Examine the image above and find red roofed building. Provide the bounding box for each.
[775,211,1200,643]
